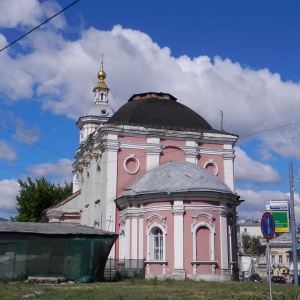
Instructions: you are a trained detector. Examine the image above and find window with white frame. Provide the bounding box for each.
[279,255,283,263]
[271,255,275,264]
[151,227,163,261]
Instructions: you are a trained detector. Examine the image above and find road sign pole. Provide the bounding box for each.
[267,240,273,300]
[261,212,275,300]
[289,162,298,285]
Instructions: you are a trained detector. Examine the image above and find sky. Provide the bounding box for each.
[1,0,300,223]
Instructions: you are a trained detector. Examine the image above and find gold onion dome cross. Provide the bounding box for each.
[95,53,108,89]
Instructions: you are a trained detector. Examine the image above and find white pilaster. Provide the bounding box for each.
[223,144,235,191]
[172,200,185,277]
[72,173,80,193]
[104,134,119,259]
[220,209,229,270]
[146,137,161,171]
[139,216,144,260]
[185,141,199,164]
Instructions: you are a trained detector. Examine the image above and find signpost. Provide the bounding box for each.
[261,212,275,300]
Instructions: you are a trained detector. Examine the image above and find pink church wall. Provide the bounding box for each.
[160,139,185,146]
[119,136,147,143]
[116,147,146,197]
[160,146,186,165]
[197,154,225,182]
[183,208,221,275]
[143,204,174,275]
[199,143,223,149]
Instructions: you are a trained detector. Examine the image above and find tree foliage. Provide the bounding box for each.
[242,235,261,254]
[14,177,72,222]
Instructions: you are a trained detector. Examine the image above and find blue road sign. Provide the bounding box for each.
[261,212,275,240]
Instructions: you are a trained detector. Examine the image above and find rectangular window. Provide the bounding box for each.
[271,255,275,264]
[279,255,282,263]
[153,235,163,260]
[151,227,164,261]
[286,255,289,263]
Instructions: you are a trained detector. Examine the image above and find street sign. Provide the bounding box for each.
[266,200,288,211]
[261,212,275,240]
[270,211,289,233]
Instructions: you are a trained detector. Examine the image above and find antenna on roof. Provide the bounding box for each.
[220,111,224,131]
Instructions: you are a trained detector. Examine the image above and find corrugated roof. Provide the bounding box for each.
[0,222,118,237]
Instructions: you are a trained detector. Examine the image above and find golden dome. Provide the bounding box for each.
[95,54,108,89]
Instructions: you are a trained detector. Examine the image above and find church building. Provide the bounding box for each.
[44,58,241,281]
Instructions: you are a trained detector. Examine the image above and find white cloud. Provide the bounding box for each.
[0,179,19,216]
[0,0,42,28]
[0,0,65,29]
[237,189,300,222]
[0,140,17,160]
[1,23,300,161]
[26,158,73,184]
[235,147,282,185]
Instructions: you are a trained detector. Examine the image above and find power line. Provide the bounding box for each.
[0,0,80,53]
[239,120,300,139]
[0,124,68,159]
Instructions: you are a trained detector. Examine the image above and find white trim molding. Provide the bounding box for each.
[203,159,218,176]
[123,154,140,175]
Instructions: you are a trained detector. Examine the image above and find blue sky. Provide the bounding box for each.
[1,0,300,221]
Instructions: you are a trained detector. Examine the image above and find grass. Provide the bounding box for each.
[0,279,299,300]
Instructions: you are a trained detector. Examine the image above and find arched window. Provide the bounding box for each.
[151,227,163,261]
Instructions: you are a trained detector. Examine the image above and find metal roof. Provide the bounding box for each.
[121,160,233,197]
[0,222,118,237]
[107,92,232,134]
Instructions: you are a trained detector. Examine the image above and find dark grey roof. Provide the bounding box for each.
[121,161,233,197]
[107,92,229,134]
[0,222,118,237]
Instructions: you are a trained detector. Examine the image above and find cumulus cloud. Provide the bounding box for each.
[2,0,300,220]
[0,179,19,217]
[0,140,17,160]
[235,147,282,185]
[1,22,300,160]
[26,158,73,184]
[237,188,300,222]
[0,0,65,29]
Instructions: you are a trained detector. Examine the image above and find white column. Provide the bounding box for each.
[124,217,131,259]
[146,137,161,171]
[223,144,235,191]
[131,218,138,259]
[220,210,229,270]
[139,216,144,260]
[172,200,185,278]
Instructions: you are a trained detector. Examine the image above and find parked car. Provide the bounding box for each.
[271,276,286,283]
[249,274,263,282]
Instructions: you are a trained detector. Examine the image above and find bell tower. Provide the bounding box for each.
[76,54,114,143]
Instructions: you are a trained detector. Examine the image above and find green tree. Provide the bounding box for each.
[14,177,72,222]
[242,235,261,254]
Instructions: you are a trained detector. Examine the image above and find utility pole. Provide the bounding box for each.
[289,162,298,285]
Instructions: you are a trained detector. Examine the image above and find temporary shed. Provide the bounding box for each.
[0,222,118,282]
